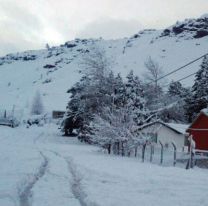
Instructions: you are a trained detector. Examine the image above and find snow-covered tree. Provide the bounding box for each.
[184,91,196,123]
[143,56,164,87]
[31,91,44,115]
[184,55,208,122]
[63,47,114,135]
[64,50,161,141]
[168,81,188,98]
[80,46,112,79]
[113,73,126,108]
[158,81,189,123]
[192,55,208,100]
[91,106,141,154]
[143,57,164,110]
[124,70,149,125]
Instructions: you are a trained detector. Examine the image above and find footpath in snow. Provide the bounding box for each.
[0,124,208,206]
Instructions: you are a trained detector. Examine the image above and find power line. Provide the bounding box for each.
[148,53,208,85]
[175,72,197,82]
[162,72,197,89]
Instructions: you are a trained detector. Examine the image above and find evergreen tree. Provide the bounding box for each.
[184,55,208,122]
[168,81,188,98]
[124,70,148,125]
[63,47,113,135]
[184,90,196,123]
[159,81,189,123]
[192,55,208,101]
[109,73,125,108]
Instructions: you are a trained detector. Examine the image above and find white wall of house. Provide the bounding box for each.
[141,123,185,151]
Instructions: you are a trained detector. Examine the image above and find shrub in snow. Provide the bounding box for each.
[90,107,147,155]
[42,78,52,84]
[26,114,47,127]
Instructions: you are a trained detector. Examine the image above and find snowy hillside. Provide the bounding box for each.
[0,15,208,114]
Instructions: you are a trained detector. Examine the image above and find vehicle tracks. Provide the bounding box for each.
[65,158,99,206]
[18,152,48,206]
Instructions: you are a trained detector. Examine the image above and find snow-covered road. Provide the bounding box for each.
[0,124,208,206]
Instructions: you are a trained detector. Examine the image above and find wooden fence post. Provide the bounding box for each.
[135,146,138,157]
[150,144,154,162]
[117,142,120,155]
[171,142,177,166]
[121,141,125,156]
[142,143,146,162]
[108,144,111,154]
[159,141,163,164]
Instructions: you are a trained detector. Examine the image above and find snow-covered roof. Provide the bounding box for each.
[187,109,208,130]
[166,123,189,134]
[201,108,208,116]
[140,121,189,134]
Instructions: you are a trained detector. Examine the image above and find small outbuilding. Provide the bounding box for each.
[139,121,188,151]
[52,110,65,119]
[186,109,208,150]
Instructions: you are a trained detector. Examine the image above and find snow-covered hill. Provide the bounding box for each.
[0,15,208,114]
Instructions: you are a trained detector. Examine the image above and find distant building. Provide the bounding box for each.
[52,110,65,119]
[186,109,208,150]
[139,121,188,151]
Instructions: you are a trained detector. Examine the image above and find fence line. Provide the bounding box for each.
[100,140,208,169]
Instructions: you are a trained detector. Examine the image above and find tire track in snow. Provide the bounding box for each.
[0,194,17,206]
[47,149,99,206]
[32,128,99,206]
[65,158,99,206]
[18,151,48,206]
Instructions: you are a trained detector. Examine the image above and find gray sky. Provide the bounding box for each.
[0,0,208,56]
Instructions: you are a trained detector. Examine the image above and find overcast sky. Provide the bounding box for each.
[0,0,208,56]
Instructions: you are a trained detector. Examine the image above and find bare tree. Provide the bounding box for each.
[79,46,113,79]
[144,56,164,87]
[77,46,114,115]
[31,90,44,115]
[143,57,165,110]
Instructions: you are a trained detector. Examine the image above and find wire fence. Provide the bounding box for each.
[101,140,208,169]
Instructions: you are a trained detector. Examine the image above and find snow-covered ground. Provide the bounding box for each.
[0,124,208,206]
